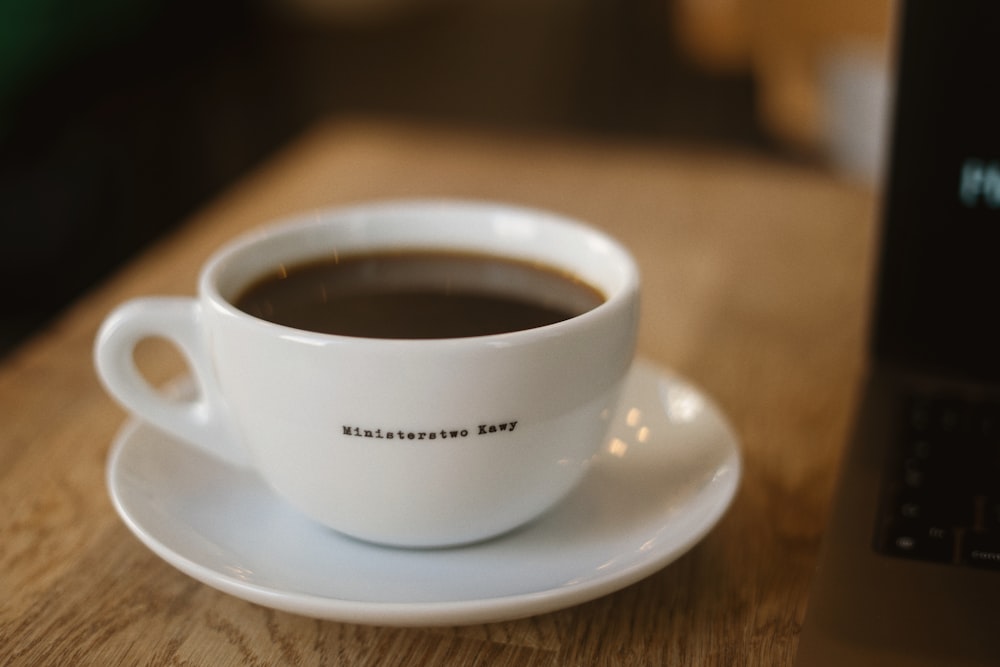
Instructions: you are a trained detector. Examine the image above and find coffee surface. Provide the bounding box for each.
[233,251,605,339]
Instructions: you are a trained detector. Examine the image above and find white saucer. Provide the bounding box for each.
[106,358,741,626]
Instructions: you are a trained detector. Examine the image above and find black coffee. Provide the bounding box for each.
[233,250,605,339]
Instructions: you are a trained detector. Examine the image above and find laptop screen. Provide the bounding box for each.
[873,1,1000,382]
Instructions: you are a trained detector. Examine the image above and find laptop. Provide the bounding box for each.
[795,2,1000,666]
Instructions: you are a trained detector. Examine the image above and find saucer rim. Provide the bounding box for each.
[106,357,742,626]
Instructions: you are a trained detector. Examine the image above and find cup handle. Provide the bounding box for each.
[94,297,251,467]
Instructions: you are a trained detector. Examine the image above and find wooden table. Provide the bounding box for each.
[0,119,876,665]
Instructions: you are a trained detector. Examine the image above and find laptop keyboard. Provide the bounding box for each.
[874,391,1000,568]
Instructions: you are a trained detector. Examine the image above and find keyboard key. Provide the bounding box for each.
[892,488,975,526]
[961,531,1000,569]
[985,497,1000,531]
[882,518,955,563]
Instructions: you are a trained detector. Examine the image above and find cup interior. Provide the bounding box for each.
[206,200,638,332]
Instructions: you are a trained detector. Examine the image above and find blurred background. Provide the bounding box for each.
[0,0,892,356]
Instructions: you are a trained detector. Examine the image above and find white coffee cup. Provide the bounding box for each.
[94,200,640,547]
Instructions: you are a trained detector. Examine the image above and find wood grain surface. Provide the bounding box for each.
[0,118,876,666]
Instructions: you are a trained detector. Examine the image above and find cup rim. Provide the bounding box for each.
[200,198,640,345]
